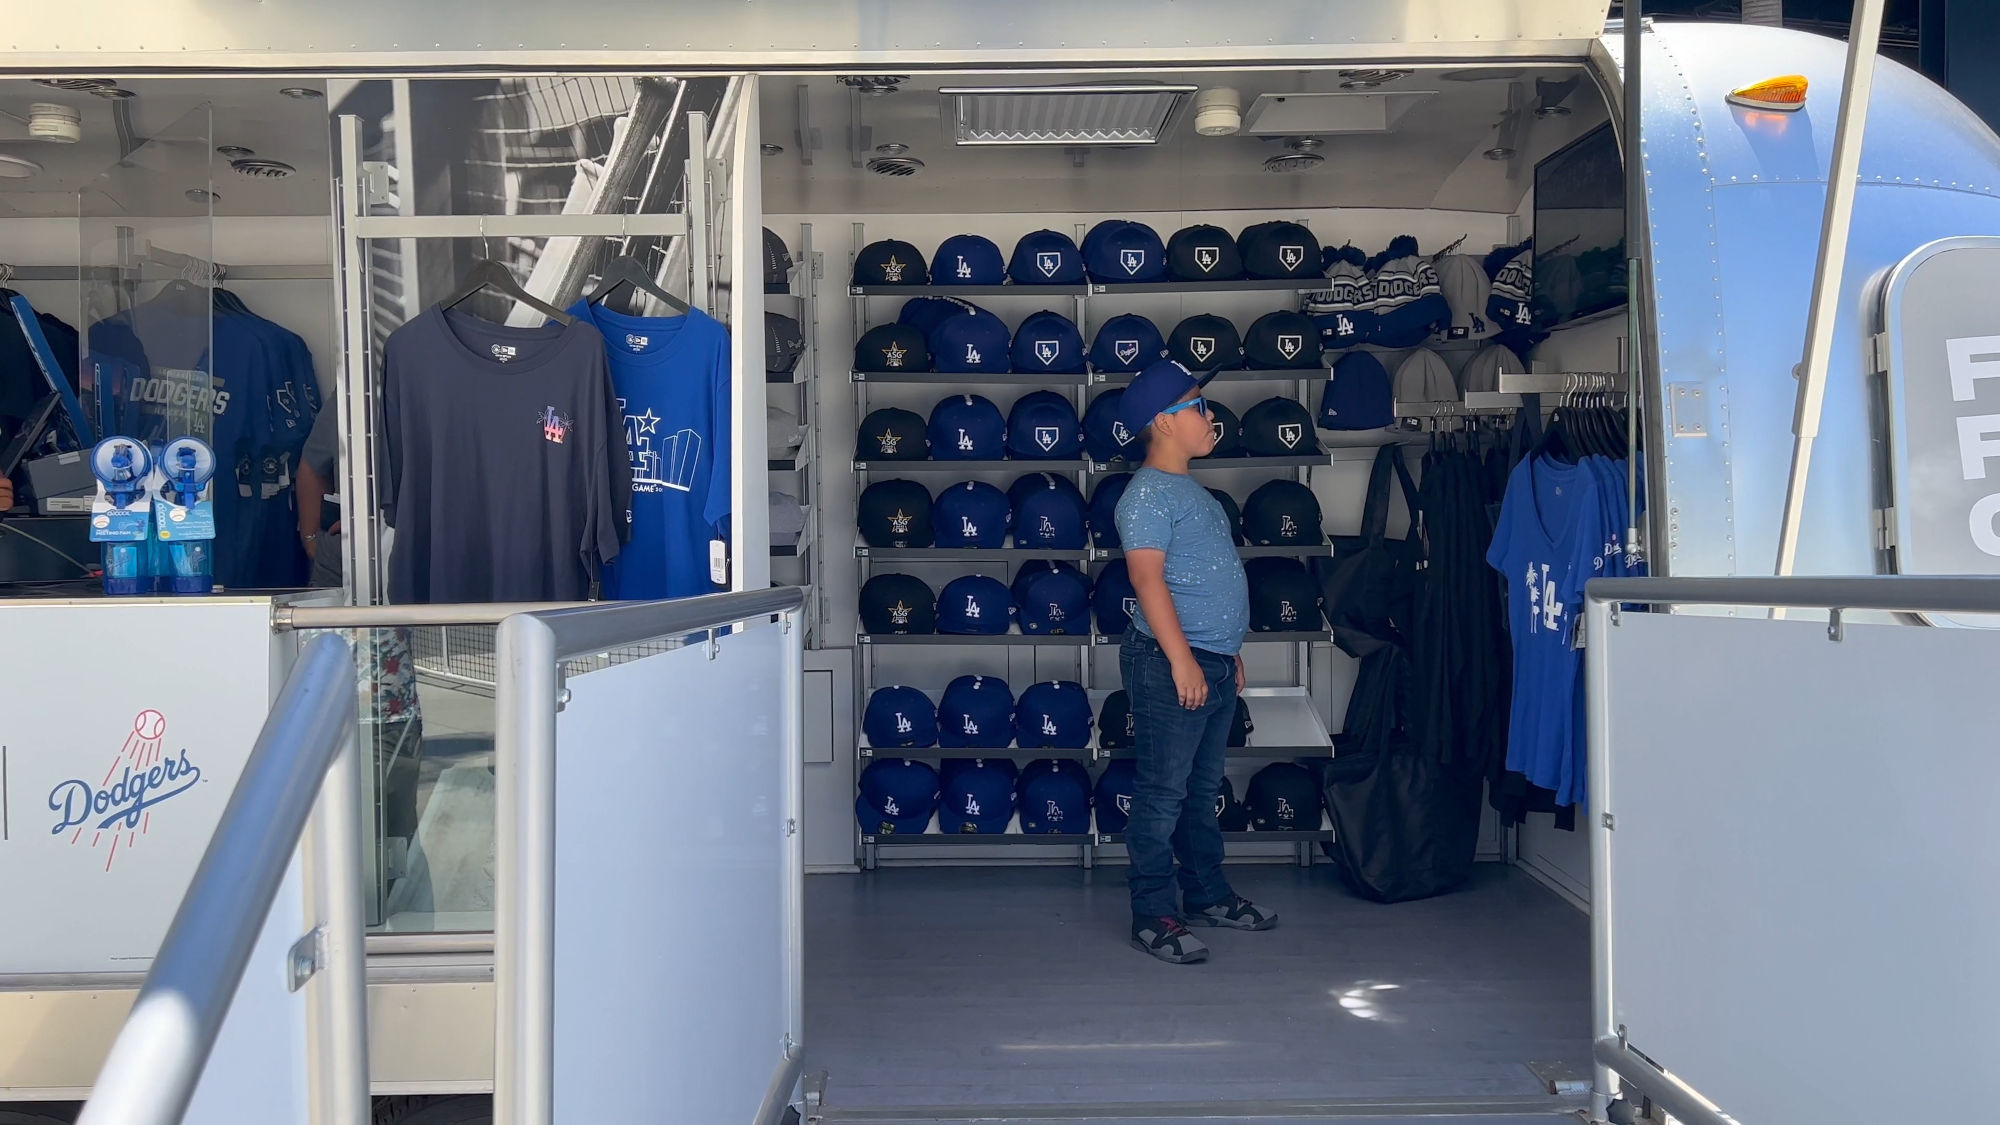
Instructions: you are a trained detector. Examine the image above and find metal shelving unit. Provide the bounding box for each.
[767,223,823,643]
[858,546,1093,561]
[854,458,1089,474]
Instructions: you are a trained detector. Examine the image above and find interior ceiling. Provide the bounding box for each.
[0,78,331,219]
[762,67,1610,217]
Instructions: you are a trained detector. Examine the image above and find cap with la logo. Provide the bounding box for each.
[1096,694,1137,753]
[1007,229,1085,285]
[927,394,1006,460]
[930,233,1006,286]
[1244,310,1324,370]
[1216,774,1252,829]
[1092,757,1139,830]
[1091,559,1137,636]
[859,573,937,635]
[1010,558,1084,605]
[1005,390,1084,460]
[1246,556,1323,633]
[856,758,940,836]
[1203,399,1245,459]
[1081,219,1168,283]
[863,685,939,749]
[1208,487,1247,545]
[1009,473,1088,549]
[937,574,1014,635]
[1081,389,1142,464]
[1014,683,1094,749]
[939,759,1017,833]
[1017,566,1092,635]
[929,307,1014,374]
[1166,223,1246,281]
[1087,313,1167,374]
[852,239,930,286]
[855,407,929,461]
[1246,761,1323,830]
[937,675,1017,750]
[1019,758,1091,833]
[1237,220,1322,280]
[931,481,1012,549]
[854,323,931,374]
[1240,396,1320,456]
[857,479,935,548]
[1242,479,1325,546]
[1302,244,1376,348]
[1009,309,1086,374]
[1167,313,1244,372]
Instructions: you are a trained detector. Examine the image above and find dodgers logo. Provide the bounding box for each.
[1120,248,1145,276]
[1277,334,1303,360]
[1280,513,1298,537]
[1190,337,1215,363]
[1278,245,1306,271]
[1035,426,1059,452]
[1122,596,1137,618]
[957,430,976,452]
[539,405,573,445]
[1035,339,1059,366]
[49,710,203,872]
[1041,715,1059,737]
[1117,794,1132,815]
[960,515,980,539]
[1195,246,1220,272]
[895,713,914,734]
[1111,421,1132,446]
[963,343,983,365]
[1114,339,1140,365]
[1043,799,1065,822]
[1036,251,1061,278]
[955,256,973,279]
[1280,599,1298,624]
[1278,422,1303,449]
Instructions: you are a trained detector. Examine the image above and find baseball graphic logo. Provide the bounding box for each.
[136,710,165,740]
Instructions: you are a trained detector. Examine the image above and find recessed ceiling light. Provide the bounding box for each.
[1536,104,1573,118]
[216,145,256,159]
[279,87,324,100]
[0,154,44,179]
[90,86,138,100]
[759,142,784,156]
[185,187,219,203]
[874,142,909,155]
[1483,146,1516,161]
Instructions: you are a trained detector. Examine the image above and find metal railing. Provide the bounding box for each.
[1583,575,2000,1125]
[77,633,367,1125]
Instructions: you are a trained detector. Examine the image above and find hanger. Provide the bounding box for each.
[588,255,690,314]
[441,258,575,326]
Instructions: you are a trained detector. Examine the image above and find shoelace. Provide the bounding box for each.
[1155,916,1193,939]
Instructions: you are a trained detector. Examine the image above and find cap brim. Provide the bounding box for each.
[1193,366,1225,388]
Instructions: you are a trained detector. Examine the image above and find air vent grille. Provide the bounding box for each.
[866,156,924,177]
[940,85,1196,146]
[229,157,296,179]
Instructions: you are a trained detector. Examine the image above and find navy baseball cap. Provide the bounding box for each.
[1008,229,1085,284]
[932,234,1006,286]
[1006,390,1083,460]
[940,757,1019,787]
[864,685,939,748]
[1237,221,1321,279]
[854,323,930,374]
[1229,696,1254,748]
[1247,762,1322,830]
[1204,400,1245,459]
[937,675,1016,749]
[859,573,936,635]
[1081,219,1168,283]
[1241,396,1319,456]
[1087,473,1133,547]
[1081,389,1142,463]
[1010,473,1088,549]
[1216,775,1252,830]
[1096,692,1136,751]
[932,481,1012,548]
[1014,681,1093,749]
[1092,758,1139,831]
[931,307,1013,373]
[1243,479,1324,546]
[1018,567,1092,635]
[857,479,934,548]
[1116,359,1218,439]
[1091,559,1137,636]
[928,394,1006,460]
[1088,314,1168,374]
[1208,487,1246,545]
[853,239,928,286]
[1320,351,1393,430]
[937,574,1014,635]
[1244,310,1323,369]
[856,758,939,836]
[1010,310,1086,374]
[763,228,794,294]
[1168,313,1244,371]
[1020,762,1090,833]
[1246,556,1322,632]
[898,295,979,337]
[855,407,928,461]
[939,760,1017,833]
[1166,223,1245,281]
[1010,559,1084,605]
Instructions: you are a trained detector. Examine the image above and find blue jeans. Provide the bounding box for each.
[1119,630,1237,921]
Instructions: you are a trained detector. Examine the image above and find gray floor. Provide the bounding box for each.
[803,863,1591,1113]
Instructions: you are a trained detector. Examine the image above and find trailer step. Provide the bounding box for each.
[808,1093,1587,1124]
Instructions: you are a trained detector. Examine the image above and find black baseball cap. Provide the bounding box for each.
[1246,762,1323,830]
[855,323,930,373]
[763,227,794,293]
[1208,488,1246,546]
[1240,396,1319,456]
[1098,690,1136,750]
[1246,556,1322,632]
[1216,776,1252,830]
[855,408,929,462]
[1167,313,1244,371]
[860,573,937,634]
[1243,310,1322,369]
[1166,223,1246,281]
[853,238,928,286]
[1237,221,1321,279]
[857,479,934,548]
[1091,558,1137,635]
[1204,400,1245,459]
[766,312,804,374]
[1242,479,1324,546]
[1228,696,1254,748]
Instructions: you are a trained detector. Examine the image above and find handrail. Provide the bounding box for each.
[77,634,366,1125]
[521,585,806,659]
[1585,574,2000,613]
[276,600,595,629]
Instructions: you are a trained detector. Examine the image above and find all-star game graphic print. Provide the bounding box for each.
[880,255,907,283]
[882,340,909,368]
[47,710,203,872]
[620,398,701,493]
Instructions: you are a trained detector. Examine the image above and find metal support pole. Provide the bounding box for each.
[779,611,806,1059]
[1585,596,1620,1123]
[493,616,560,1125]
[302,680,371,1125]
[687,111,711,313]
[1774,0,1888,584]
[335,115,380,609]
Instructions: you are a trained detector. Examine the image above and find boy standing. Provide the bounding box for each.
[1113,360,1278,964]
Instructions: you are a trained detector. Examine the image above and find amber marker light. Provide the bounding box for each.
[1726,75,1809,112]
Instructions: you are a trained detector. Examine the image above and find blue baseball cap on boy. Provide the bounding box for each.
[1082,219,1168,282]
[932,234,1006,285]
[1087,473,1132,548]
[1088,313,1168,374]
[1116,358,1219,438]
[1019,764,1091,833]
[1009,310,1086,374]
[937,575,1014,634]
[1081,388,1141,463]
[1014,681,1094,749]
[932,481,1012,548]
[1010,473,1088,549]
[856,758,940,835]
[1017,567,1093,635]
[1006,390,1084,459]
[931,307,1013,373]
[938,759,1017,833]
[1091,559,1138,635]
[927,394,1007,460]
[1092,758,1140,833]
[937,675,1016,749]
[1008,229,1085,284]
[863,685,938,748]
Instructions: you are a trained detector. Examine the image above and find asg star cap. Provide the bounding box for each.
[859,573,937,635]
[852,239,928,286]
[857,479,934,548]
[854,323,930,374]
[855,407,929,461]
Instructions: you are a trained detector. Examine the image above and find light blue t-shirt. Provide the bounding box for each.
[1113,467,1250,656]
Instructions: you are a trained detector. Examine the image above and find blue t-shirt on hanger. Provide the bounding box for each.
[571,300,733,600]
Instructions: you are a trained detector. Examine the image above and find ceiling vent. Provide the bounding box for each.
[1263,138,1325,174]
[229,157,296,178]
[938,84,1196,146]
[866,155,925,177]
[839,75,907,95]
[1338,69,1414,90]
[34,78,114,92]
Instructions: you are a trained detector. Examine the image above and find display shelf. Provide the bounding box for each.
[767,363,809,385]
[769,435,813,472]
[863,832,1097,846]
[859,631,1095,646]
[1177,452,1336,471]
[858,745,1096,761]
[1087,278,1321,295]
[849,283,1087,298]
[857,546,1092,561]
[770,539,810,559]
[1095,830,1334,844]
[1095,630,1333,645]
[1093,367,1325,385]
[1095,542,1336,559]
[854,459,1090,473]
[1100,745,1330,760]
[851,369,1092,385]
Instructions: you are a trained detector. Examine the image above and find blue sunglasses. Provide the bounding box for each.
[1158,396,1209,418]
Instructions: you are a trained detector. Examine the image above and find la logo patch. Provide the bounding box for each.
[1037,251,1061,278]
[1120,248,1146,276]
[1277,334,1303,360]
[1111,420,1132,446]
[1035,339,1059,366]
[1035,426,1059,452]
[1189,337,1215,363]
[1278,422,1303,449]
[1195,245,1220,272]
[1278,245,1306,271]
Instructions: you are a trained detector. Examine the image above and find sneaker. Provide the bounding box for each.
[1131,916,1210,964]
[1184,894,1277,931]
